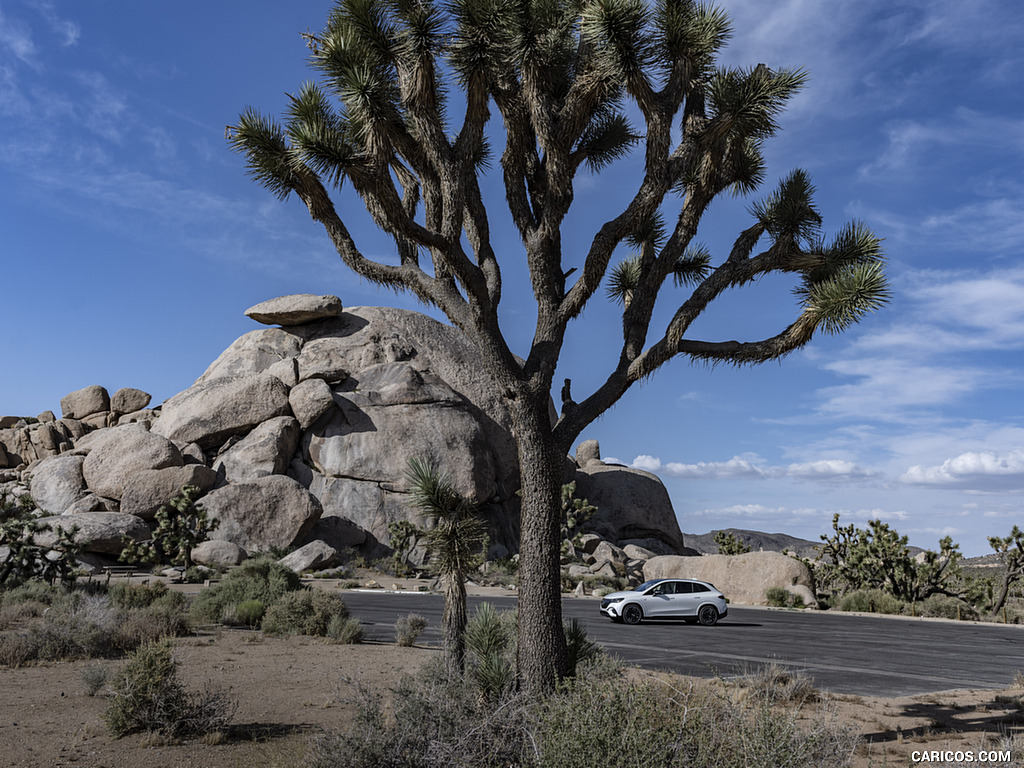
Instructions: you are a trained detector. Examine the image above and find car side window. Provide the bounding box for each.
[691,584,709,593]
[674,582,693,594]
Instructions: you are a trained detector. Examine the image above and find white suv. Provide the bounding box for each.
[600,578,728,626]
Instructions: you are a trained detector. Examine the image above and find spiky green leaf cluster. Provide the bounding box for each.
[119,485,216,569]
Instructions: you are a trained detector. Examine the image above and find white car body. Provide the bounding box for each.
[599,578,728,625]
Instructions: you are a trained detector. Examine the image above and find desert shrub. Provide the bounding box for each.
[327,615,364,644]
[262,589,349,637]
[189,557,302,625]
[765,586,789,607]
[81,663,110,696]
[395,613,428,646]
[918,594,979,621]
[108,582,187,612]
[837,589,906,615]
[739,662,818,704]
[309,655,856,768]
[222,599,265,628]
[104,639,235,739]
[111,604,191,651]
[308,660,525,768]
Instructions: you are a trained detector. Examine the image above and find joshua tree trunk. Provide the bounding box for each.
[509,398,569,690]
[443,573,469,676]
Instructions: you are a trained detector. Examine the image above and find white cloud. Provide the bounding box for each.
[901,450,1024,491]
[625,454,875,482]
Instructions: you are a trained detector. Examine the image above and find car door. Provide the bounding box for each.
[665,581,700,617]
[640,581,675,617]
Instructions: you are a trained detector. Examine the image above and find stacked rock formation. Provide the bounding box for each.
[1,295,688,574]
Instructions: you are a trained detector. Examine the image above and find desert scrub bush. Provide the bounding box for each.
[738,662,818,704]
[395,613,428,646]
[105,639,235,739]
[918,594,979,620]
[837,589,907,615]
[765,586,789,607]
[310,655,856,768]
[108,581,188,611]
[81,662,110,696]
[189,557,302,625]
[261,589,350,637]
[307,658,526,768]
[221,599,265,628]
[111,604,191,651]
[327,615,364,644]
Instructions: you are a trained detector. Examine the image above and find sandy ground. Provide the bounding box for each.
[1,578,1022,768]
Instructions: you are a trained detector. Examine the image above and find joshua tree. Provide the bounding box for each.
[229,0,889,693]
[988,526,1024,617]
[406,457,487,676]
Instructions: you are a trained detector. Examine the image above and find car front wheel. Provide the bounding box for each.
[697,605,719,626]
[622,604,643,625]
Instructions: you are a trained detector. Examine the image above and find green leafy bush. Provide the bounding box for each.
[189,558,302,625]
[222,599,265,628]
[261,589,350,637]
[765,586,789,607]
[918,594,979,621]
[108,582,187,611]
[837,589,907,615]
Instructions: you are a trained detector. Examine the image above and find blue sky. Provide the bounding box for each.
[2,1,1022,556]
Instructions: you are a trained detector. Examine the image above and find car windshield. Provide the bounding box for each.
[633,580,663,592]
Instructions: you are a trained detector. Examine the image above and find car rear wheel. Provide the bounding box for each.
[697,605,719,626]
[622,604,643,625]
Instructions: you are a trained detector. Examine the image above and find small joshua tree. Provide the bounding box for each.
[120,485,217,570]
[714,530,751,555]
[406,457,487,675]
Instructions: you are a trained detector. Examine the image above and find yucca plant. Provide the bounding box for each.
[229,0,889,694]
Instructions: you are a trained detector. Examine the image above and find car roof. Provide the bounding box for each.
[641,578,719,589]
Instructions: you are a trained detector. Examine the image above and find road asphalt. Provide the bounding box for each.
[336,589,1024,697]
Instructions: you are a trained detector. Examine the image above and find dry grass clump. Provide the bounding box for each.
[309,654,857,768]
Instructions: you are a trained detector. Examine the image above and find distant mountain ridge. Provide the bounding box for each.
[682,529,823,559]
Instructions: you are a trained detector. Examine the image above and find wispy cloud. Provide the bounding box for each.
[619,453,877,483]
[0,7,37,64]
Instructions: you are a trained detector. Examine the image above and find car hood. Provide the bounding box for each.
[602,589,641,601]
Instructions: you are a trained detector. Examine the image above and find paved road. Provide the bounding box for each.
[339,591,1024,697]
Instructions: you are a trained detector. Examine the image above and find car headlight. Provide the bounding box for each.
[604,597,624,604]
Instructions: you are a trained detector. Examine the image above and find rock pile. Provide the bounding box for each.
[1,295,688,578]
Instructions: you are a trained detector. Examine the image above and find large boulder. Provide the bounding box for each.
[245,294,344,326]
[213,416,300,482]
[29,455,88,514]
[60,385,110,420]
[153,373,292,449]
[277,540,338,573]
[289,378,335,429]
[643,551,816,607]
[111,387,152,415]
[305,363,497,502]
[573,443,685,553]
[190,539,247,568]
[119,465,219,519]
[202,475,322,553]
[35,511,150,555]
[195,328,304,385]
[82,424,183,500]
